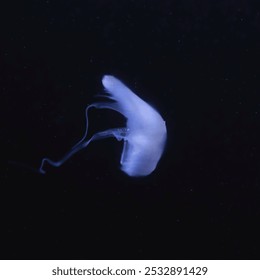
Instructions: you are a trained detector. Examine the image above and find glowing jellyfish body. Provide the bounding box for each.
[39,75,167,176]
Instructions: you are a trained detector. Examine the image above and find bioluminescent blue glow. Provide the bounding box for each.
[39,75,167,176]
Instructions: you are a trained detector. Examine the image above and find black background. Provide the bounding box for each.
[1,0,260,259]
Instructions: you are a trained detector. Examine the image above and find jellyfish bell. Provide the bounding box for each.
[39,75,167,177]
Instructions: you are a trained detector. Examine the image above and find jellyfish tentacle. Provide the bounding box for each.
[71,104,94,149]
[39,127,128,174]
[71,101,125,150]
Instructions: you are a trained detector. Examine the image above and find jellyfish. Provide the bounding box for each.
[39,75,167,176]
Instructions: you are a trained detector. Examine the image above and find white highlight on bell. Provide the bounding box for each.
[39,75,167,177]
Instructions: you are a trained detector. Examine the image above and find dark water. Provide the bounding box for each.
[1,0,260,259]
